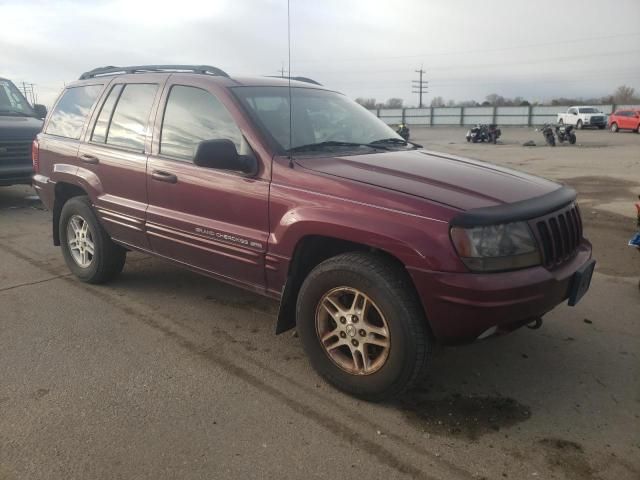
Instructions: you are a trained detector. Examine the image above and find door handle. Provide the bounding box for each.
[80,153,99,164]
[151,170,178,184]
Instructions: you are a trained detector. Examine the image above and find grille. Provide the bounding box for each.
[590,116,605,123]
[531,203,583,268]
[0,140,32,166]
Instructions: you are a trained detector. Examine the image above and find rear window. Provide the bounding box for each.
[45,85,103,139]
[105,84,158,151]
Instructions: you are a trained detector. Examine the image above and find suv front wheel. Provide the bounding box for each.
[296,252,430,401]
[59,196,126,283]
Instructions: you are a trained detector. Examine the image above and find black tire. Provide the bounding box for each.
[569,133,576,144]
[547,135,556,147]
[296,252,430,401]
[59,196,126,284]
[610,123,618,133]
[558,118,563,125]
[576,120,583,130]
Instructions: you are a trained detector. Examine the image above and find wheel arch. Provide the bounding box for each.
[275,234,432,338]
[52,182,89,246]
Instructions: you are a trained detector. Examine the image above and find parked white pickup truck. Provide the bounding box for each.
[557,106,607,129]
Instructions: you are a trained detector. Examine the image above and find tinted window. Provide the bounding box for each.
[46,85,103,139]
[107,84,158,151]
[91,84,123,143]
[160,85,245,161]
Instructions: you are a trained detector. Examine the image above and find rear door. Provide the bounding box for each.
[145,77,270,291]
[78,74,167,249]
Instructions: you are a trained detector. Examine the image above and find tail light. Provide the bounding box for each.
[32,139,39,173]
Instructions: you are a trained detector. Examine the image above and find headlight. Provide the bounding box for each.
[450,221,541,272]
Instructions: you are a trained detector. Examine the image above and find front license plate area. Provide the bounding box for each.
[568,259,596,306]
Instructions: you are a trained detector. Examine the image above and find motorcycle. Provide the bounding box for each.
[466,124,501,144]
[396,123,410,141]
[540,124,556,146]
[555,124,576,144]
[487,123,501,144]
[466,124,487,143]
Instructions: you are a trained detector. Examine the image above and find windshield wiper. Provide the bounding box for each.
[370,137,423,149]
[288,141,389,153]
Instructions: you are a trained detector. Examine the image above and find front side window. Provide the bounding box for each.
[160,85,246,161]
[46,85,103,139]
[233,86,402,153]
[0,79,33,116]
[106,84,158,151]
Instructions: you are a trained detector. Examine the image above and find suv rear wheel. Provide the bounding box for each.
[296,252,430,401]
[59,196,126,283]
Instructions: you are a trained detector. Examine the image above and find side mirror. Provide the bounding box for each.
[193,139,258,175]
[33,104,47,119]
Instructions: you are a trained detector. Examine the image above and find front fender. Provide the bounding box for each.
[269,204,462,273]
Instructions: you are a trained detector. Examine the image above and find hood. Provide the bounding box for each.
[0,115,43,141]
[295,149,561,211]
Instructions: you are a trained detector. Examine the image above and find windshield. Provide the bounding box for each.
[0,79,34,116]
[578,108,600,114]
[233,86,404,153]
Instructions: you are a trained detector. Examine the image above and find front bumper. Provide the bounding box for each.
[408,241,593,344]
[0,165,33,186]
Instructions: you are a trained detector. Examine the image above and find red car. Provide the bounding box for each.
[608,109,640,133]
[33,65,595,400]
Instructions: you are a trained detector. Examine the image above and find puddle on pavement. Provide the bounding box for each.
[397,391,531,440]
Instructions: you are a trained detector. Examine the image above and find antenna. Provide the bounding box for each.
[287,0,294,168]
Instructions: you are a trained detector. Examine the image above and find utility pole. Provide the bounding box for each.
[412,66,428,108]
[278,62,289,78]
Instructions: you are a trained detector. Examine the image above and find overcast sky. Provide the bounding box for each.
[1,0,639,107]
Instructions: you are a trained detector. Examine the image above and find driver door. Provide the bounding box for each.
[145,79,270,291]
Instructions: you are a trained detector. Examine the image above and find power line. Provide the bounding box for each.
[303,49,640,76]
[294,32,640,65]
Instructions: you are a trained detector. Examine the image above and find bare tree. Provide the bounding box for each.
[446,99,456,107]
[385,98,404,108]
[485,93,506,106]
[430,96,445,108]
[355,97,377,109]
[613,85,637,104]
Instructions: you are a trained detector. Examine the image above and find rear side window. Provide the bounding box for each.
[106,84,158,151]
[160,85,244,161]
[91,84,123,143]
[45,85,103,139]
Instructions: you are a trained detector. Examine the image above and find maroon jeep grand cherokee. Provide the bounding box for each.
[33,65,594,400]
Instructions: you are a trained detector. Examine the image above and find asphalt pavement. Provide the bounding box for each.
[1,131,639,479]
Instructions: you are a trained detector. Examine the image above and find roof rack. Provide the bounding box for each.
[265,75,322,86]
[79,65,230,80]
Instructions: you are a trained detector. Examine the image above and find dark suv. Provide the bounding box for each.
[0,77,47,186]
[33,65,595,400]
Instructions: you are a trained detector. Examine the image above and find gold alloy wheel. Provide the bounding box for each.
[315,287,391,375]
